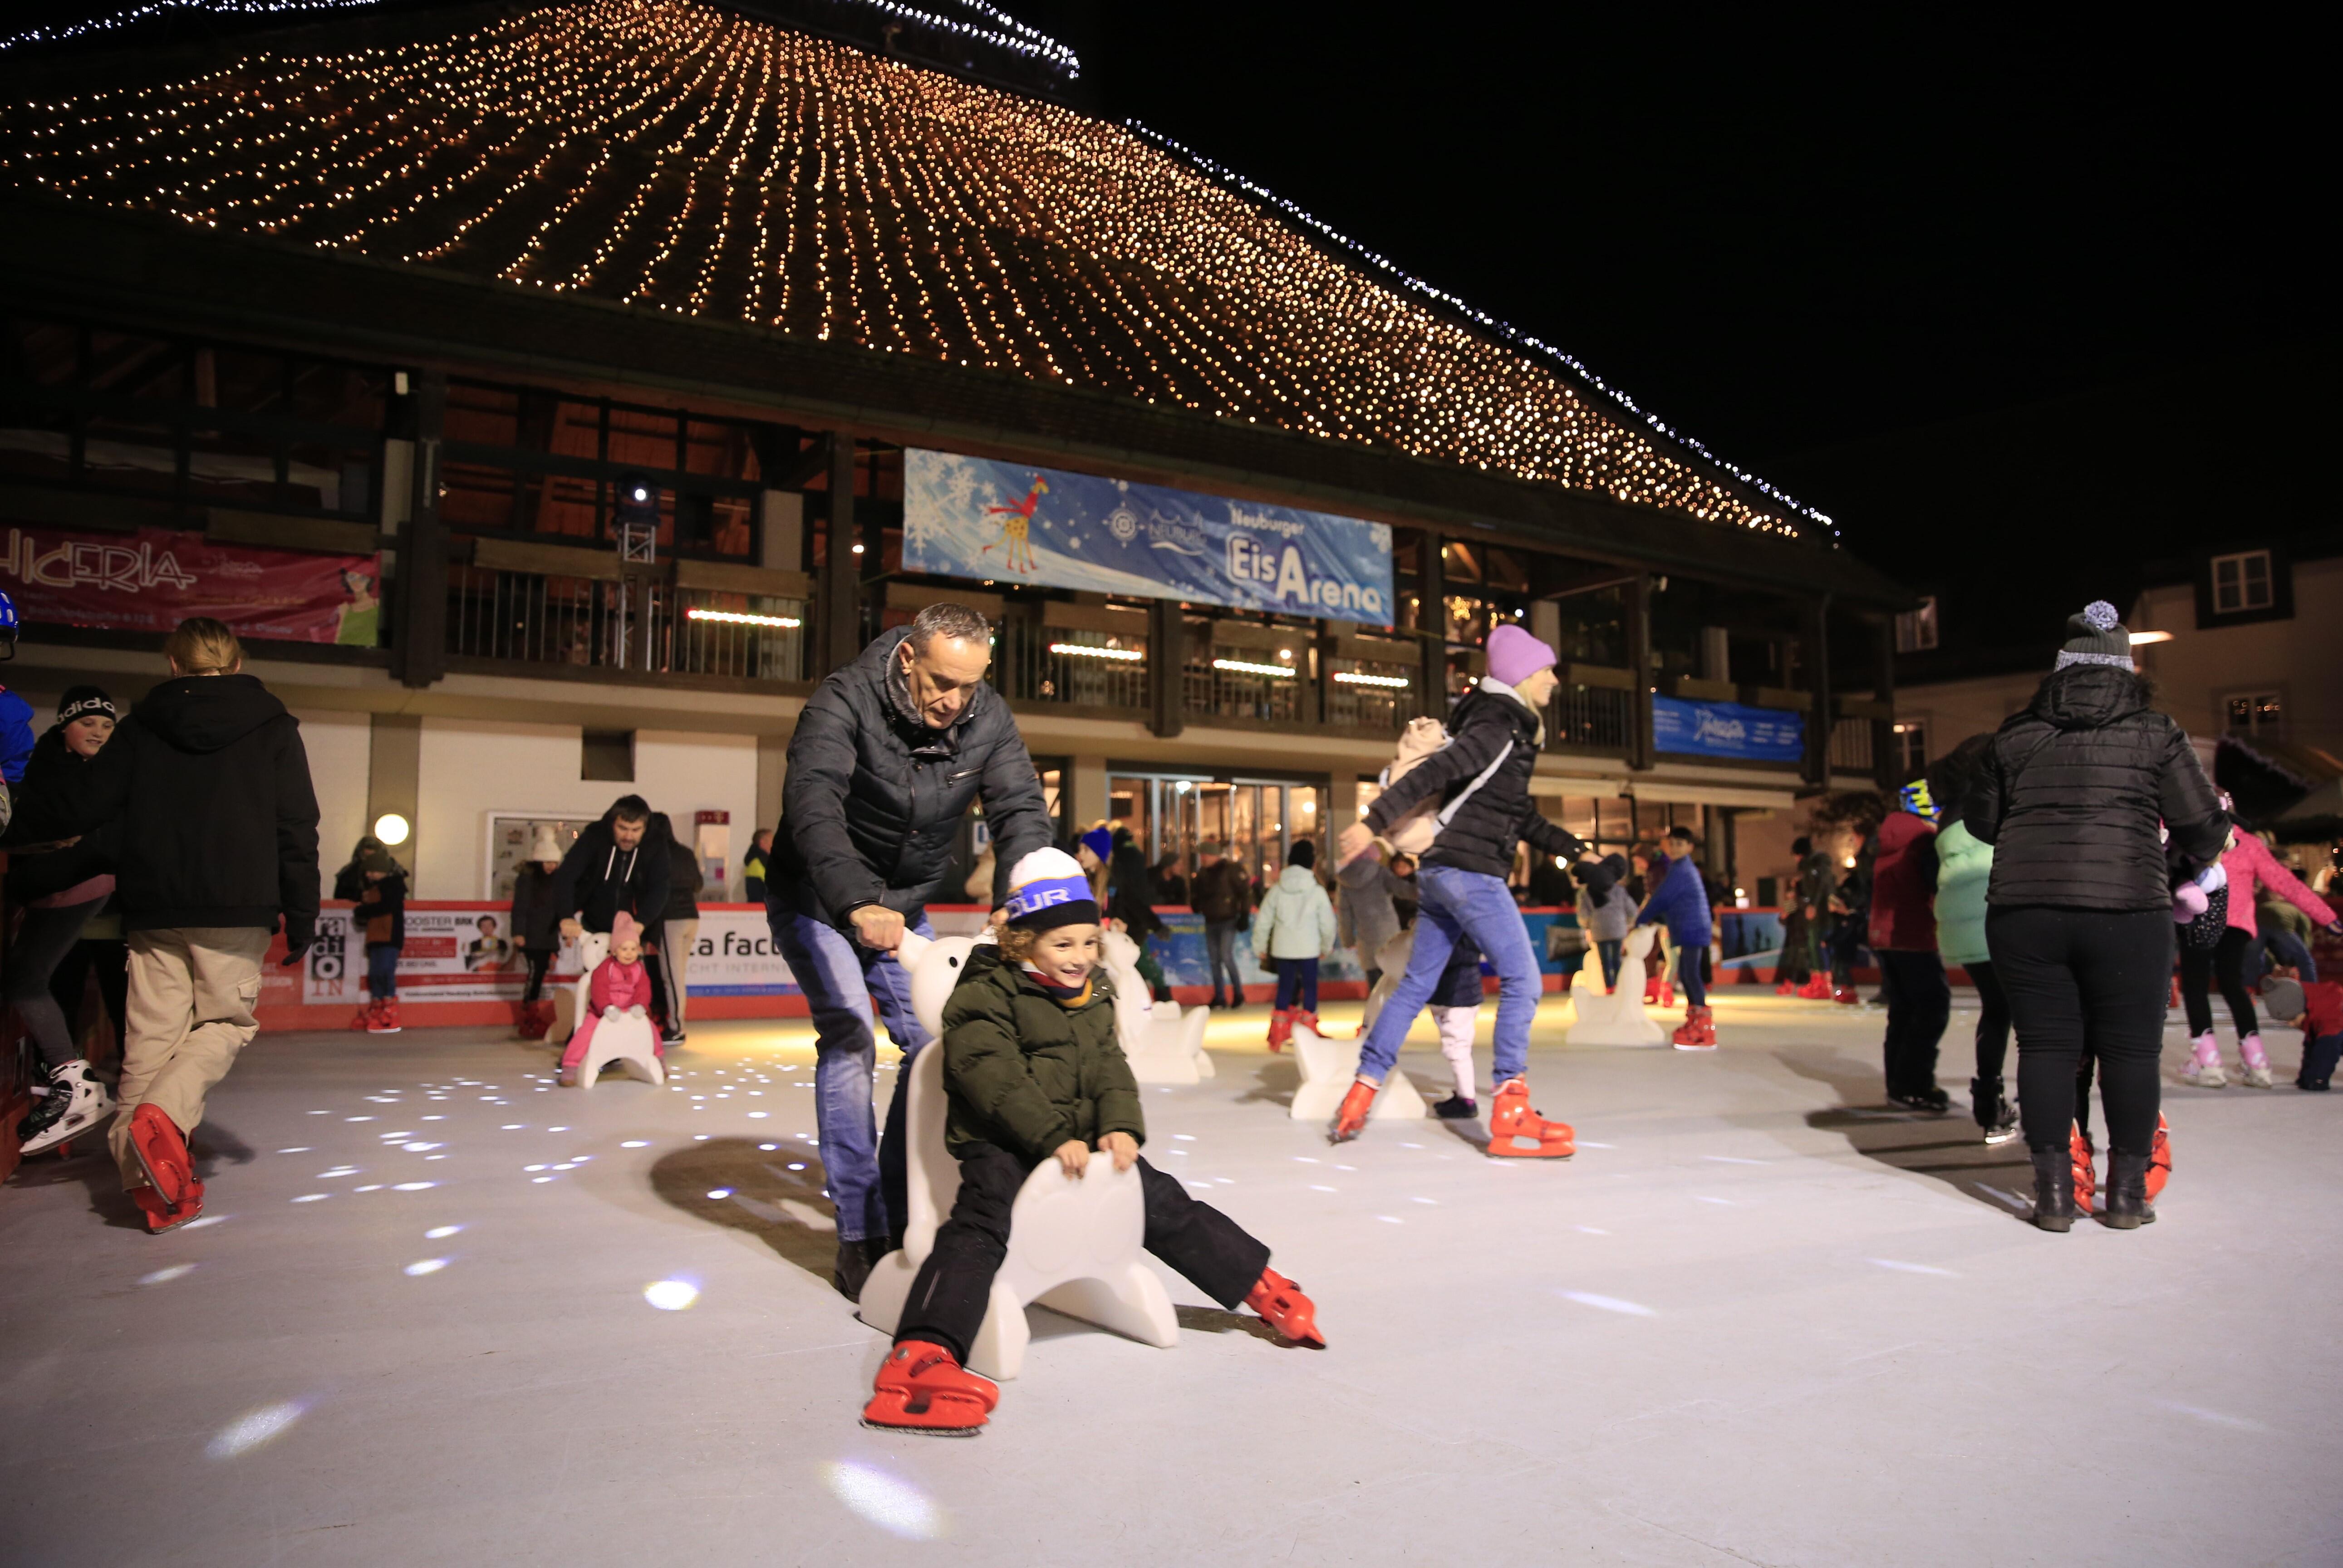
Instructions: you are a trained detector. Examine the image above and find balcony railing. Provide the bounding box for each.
[446,564,806,681]
[1185,644,1302,725]
[995,619,1149,710]
[1324,657,1415,732]
[1548,680,1638,754]
[1828,716,1875,774]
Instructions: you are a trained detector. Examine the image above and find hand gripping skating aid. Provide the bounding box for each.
[1245,1267,1325,1347]
[860,1341,999,1436]
[2069,1124,2097,1216]
[1329,1079,1378,1143]
[1486,1077,1575,1158]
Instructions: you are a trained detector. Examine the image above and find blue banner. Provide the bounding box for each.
[903,450,1395,624]
[1652,696,1805,762]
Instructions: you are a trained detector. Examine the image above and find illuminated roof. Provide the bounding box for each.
[0,0,1826,539]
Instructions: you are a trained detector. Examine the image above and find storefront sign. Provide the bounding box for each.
[1651,696,1805,763]
[903,450,1394,624]
[0,523,380,645]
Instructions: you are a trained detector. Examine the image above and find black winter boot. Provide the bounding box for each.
[2102,1150,2158,1230]
[2028,1146,2076,1232]
[834,1236,883,1301]
[1971,1077,2018,1144]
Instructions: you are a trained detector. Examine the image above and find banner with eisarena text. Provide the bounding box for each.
[903,449,1395,624]
[1651,696,1805,763]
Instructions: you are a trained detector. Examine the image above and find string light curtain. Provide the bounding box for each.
[0,0,1814,538]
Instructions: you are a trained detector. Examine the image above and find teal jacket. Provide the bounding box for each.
[1933,820,1993,967]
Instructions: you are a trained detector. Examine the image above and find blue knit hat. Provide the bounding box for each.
[1005,848,1100,931]
[1078,827,1112,861]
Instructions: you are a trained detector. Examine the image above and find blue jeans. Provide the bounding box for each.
[770,909,933,1244]
[367,943,400,1000]
[1205,920,1242,998]
[1273,956,1319,1011]
[1595,939,1622,990]
[1357,864,1541,1087]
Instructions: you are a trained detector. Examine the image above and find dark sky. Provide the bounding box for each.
[1020,5,2323,475]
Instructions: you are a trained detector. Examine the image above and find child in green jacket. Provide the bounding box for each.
[864,848,1323,1435]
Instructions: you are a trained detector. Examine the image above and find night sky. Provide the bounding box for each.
[1020,4,2329,629]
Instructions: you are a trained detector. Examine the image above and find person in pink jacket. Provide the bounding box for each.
[559,911,655,1086]
[2183,829,2341,1088]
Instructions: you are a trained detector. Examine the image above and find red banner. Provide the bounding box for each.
[0,523,380,646]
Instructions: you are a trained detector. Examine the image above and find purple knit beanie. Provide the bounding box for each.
[1486,623,1559,688]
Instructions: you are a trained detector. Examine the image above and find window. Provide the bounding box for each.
[1893,720,1928,775]
[1893,596,1939,653]
[2225,692,2283,739]
[2212,551,2274,614]
[581,729,635,781]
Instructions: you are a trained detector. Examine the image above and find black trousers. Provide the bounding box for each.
[1876,950,1950,1097]
[896,1141,1272,1365]
[519,946,555,1003]
[1968,957,2014,1083]
[49,934,128,1063]
[2179,924,2257,1038]
[1988,906,2170,1156]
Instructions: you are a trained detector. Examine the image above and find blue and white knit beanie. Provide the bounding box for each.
[2056,600,2132,671]
[1004,847,1100,931]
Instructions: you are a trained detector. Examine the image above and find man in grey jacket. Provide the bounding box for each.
[766,604,1055,1298]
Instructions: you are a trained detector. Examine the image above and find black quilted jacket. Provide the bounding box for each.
[1362,682,1587,880]
[1965,666,2226,911]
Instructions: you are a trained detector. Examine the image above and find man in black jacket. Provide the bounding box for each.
[1331,624,1601,1153]
[552,795,673,1033]
[72,618,320,1232]
[767,603,1054,1297]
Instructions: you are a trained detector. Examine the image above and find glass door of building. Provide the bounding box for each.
[1108,773,1325,899]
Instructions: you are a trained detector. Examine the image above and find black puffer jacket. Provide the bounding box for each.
[771,628,1055,926]
[1,727,119,903]
[68,673,320,939]
[546,806,669,935]
[1966,665,2226,911]
[1362,681,1587,880]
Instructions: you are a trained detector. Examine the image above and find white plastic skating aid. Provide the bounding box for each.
[566,933,664,1089]
[1288,1020,1429,1122]
[1100,930,1206,1084]
[855,986,1177,1382]
[1566,926,1666,1046]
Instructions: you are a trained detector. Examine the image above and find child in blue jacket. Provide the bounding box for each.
[1636,826,1716,1048]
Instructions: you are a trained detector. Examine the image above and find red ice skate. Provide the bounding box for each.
[130,1182,206,1234]
[347,1000,379,1031]
[2147,1113,2171,1200]
[1671,1005,1716,1051]
[2069,1124,2097,1216]
[367,999,403,1034]
[1486,1077,1575,1158]
[1266,1009,1292,1052]
[1245,1267,1325,1347]
[128,1104,196,1209]
[861,1341,997,1436]
[1796,975,1833,1001]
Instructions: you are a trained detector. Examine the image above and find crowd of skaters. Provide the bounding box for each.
[8,594,2343,1431]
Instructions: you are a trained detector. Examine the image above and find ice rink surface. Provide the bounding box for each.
[5,990,2338,1568]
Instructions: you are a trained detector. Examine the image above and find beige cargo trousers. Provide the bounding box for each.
[108,926,271,1190]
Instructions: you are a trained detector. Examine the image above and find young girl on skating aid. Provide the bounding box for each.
[558,912,653,1086]
[861,847,1323,1436]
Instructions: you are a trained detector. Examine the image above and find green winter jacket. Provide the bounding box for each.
[1933,819,1993,968]
[939,944,1146,1162]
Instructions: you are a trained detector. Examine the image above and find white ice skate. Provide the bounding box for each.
[18,1059,116,1156]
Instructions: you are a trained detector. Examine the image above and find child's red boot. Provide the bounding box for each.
[1245,1267,1325,1347]
[368,999,402,1034]
[1672,1005,1716,1050]
[1290,1008,1322,1041]
[2146,1113,2171,1200]
[1641,975,1661,1005]
[861,1341,997,1436]
[1329,1079,1378,1143]
[347,1000,377,1031]
[1486,1076,1575,1158]
[1266,1009,1293,1051]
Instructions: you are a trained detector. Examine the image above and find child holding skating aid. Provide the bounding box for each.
[2257,976,2343,1092]
[559,911,653,1086]
[861,847,1323,1436]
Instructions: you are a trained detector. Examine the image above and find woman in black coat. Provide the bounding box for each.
[1965,603,2226,1230]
